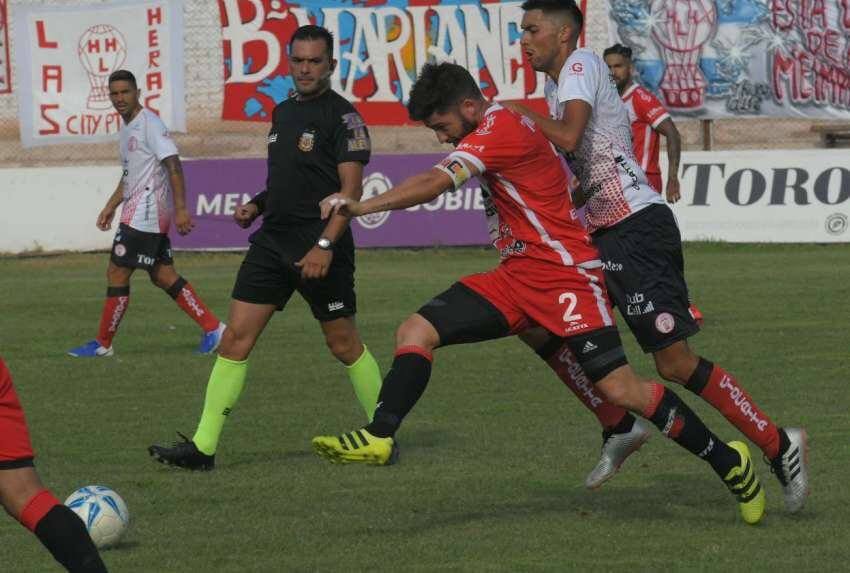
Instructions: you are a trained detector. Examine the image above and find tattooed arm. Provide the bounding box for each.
[163,154,194,235]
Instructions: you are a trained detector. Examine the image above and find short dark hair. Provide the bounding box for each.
[604,43,633,60]
[521,0,584,32]
[108,70,137,88]
[407,63,484,121]
[289,25,334,60]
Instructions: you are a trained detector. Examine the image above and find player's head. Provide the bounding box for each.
[407,63,486,146]
[520,0,584,75]
[108,70,141,119]
[288,25,336,98]
[604,43,634,93]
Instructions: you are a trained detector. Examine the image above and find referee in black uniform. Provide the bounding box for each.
[149,25,383,470]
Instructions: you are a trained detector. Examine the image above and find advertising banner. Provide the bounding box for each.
[0,0,9,93]
[608,0,850,119]
[173,154,492,250]
[669,149,849,242]
[13,0,185,147]
[172,149,850,250]
[218,0,586,125]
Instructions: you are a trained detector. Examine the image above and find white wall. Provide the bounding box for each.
[1,165,116,253]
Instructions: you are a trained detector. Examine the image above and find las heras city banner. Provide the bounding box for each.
[218,0,587,124]
[13,0,186,147]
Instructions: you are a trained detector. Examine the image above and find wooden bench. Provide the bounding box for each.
[810,122,850,147]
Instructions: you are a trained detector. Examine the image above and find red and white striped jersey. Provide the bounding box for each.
[442,104,600,268]
[119,108,179,234]
[621,83,670,183]
[545,49,663,233]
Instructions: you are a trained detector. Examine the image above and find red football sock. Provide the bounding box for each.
[167,277,220,332]
[688,358,781,458]
[19,489,61,532]
[96,286,130,348]
[543,341,629,431]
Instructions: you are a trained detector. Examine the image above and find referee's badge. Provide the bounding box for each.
[298,129,316,152]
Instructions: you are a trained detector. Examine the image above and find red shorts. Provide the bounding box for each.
[459,258,615,338]
[0,358,35,465]
[647,173,663,194]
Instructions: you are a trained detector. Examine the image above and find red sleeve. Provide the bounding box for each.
[634,87,670,128]
[451,110,528,174]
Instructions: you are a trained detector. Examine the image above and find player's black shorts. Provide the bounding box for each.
[232,224,356,322]
[592,203,699,353]
[418,283,628,382]
[110,223,174,271]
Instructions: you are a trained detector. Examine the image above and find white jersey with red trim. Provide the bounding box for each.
[621,83,670,179]
[439,104,599,268]
[119,108,179,234]
[545,49,662,233]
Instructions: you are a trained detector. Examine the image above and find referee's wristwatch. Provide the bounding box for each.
[316,237,333,251]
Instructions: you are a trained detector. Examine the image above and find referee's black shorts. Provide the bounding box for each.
[591,203,699,353]
[232,224,356,322]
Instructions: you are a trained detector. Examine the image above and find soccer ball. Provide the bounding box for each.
[64,485,129,549]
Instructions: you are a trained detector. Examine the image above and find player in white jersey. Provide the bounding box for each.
[508,0,808,514]
[68,70,225,358]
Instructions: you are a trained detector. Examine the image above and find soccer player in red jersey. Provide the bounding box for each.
[68,70,224,358]
[0,357,107,572]
[604,42,704,325]
[312,62,768,524]
[509,0,807,513]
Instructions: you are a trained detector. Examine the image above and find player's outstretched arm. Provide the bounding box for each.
[96,176,125,231]
[502,100,591,153]
[321,168,454,220]
[656,118,682,203]
[163,155,195,235]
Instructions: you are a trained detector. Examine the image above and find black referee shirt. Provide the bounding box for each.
[256,88,371,228]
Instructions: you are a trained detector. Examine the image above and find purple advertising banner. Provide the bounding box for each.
[172,155,493,250]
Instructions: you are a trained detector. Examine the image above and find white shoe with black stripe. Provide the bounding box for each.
[769,428,809,513]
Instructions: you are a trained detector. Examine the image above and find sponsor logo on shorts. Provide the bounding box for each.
[718,375,768,431]
[137,254,155,266]
[268,133,278,143]
[655,312,675,334]
[113,244,126,257]
[627,300,655,316]
[565,322,589,333]
[602,260,623,272]
[626,292,644,304]
[328,301,345,312]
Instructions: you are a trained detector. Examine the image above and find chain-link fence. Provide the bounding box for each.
[0,0,837,168]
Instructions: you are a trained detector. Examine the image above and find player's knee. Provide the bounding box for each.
[217,326,252,361]
[596,371,644,411]
[395,314,439,350]
[106,265,130,285]
[148,271,168,290]
[654,352,697,385]
[325,334,361,364]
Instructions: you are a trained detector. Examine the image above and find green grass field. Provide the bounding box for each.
[1,244,847,572]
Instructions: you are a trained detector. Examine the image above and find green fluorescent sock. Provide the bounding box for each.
[193,356,248,455]
[346,345,382,420]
